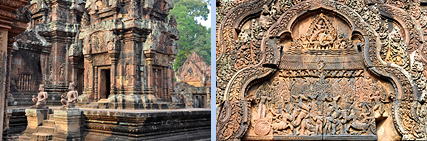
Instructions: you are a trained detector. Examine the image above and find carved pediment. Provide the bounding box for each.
[285,13,355,55]
[217,0,427,140]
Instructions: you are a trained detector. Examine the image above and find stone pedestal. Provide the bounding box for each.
[22,109,49,138]
[53,108,82,141]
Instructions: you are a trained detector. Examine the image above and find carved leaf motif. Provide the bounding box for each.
[217,0,427,140]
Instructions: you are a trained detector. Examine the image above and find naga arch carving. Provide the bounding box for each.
[217,0,427,140]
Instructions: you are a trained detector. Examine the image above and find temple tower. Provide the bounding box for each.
[73,0,178,109]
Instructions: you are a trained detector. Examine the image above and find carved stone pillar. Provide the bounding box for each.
[144,50,155,95]
[109,50,119,95]
[163,67,167,100]
[41,52,49,83]
[6,49,13,101]
[123,33,142,95]
[0,1,29,138]
[4,48,15,137]
[168,62,175,102]
[83,55,93,101]
[0,29,8,140]
[69,56,79,84]
[206,87,210,108]
[121,33,142,109]
[94,66,98,100]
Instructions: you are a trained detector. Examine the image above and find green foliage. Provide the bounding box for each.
[170,0,211,71]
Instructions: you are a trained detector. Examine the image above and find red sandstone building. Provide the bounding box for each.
[0,0,211,140]
[176,52,211,108]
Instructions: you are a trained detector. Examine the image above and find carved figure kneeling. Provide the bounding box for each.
[32,84,48,108]
[61,82,78,108]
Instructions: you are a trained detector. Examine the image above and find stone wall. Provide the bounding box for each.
[3,108,27,140]
[16,108,211,140]
[82,109,210,140]
[175,82,210,108]
[0,0,32,139]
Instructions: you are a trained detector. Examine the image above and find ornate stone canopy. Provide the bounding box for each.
[217,0,427,140]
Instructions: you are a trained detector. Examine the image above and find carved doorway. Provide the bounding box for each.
[193,94,207,108]
[98,68,110,100]
[77,69,84,95]
[153,67,164,100]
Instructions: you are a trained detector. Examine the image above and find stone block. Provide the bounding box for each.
[52,108,82,141]
[21,108,49,139]
[24,109,49,131]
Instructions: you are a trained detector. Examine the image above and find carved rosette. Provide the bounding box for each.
[217,0,427,140]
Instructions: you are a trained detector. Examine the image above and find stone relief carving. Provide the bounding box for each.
[286,13,353,55]
[381,27,410,70]
[247,70,380,137]
[217,0,427,140]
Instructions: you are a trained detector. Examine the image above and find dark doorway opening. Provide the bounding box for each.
[99,69,110,100]
[78,69,84,95]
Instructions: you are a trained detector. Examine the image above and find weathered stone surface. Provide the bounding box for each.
[52,108,81,141]
[82,108,211,140]
[4,108,27,140]
[10,0,77,107]
[74,0,179,107]
[9,0,180,110]
[0,0,31,139]
[216,0,427,140]
[7,0,180,109]
[20,108,50,140]
[2,0,210,140]
[177,52,211,87]
[17,107,210,140]
[61,82,78,108]
[175,52,211,108]
[32,84,48,108]
[175,82,210,108]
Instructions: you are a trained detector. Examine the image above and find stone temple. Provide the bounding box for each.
[176,51,211,108]
[0,0,210,140]
[217,0,427,140]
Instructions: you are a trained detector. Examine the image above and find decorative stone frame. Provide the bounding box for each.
[216,0,427,140]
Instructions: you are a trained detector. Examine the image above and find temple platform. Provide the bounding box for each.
[10,107,210,141]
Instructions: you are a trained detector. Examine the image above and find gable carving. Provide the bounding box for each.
[217,0,427,140]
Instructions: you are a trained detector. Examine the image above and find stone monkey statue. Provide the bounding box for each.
[32,84,48,108]
[61,82,78,108]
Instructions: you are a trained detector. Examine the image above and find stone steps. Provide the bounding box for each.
[47,114,54,120]
[36,126,55,134]
[18,135,31,141]
[42,120,55,127]
[19,112,57,141]
[32,133,53,141]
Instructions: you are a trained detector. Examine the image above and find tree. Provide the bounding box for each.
[170,0,211,71]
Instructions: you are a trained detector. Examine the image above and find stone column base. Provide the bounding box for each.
[52,108,82,141]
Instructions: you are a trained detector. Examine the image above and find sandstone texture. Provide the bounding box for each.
[216,0,427,140]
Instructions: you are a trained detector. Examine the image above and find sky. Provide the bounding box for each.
[197,5,211,28]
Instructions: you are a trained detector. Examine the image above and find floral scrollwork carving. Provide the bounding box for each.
[381,27,410,70]
[218,0,427,140]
